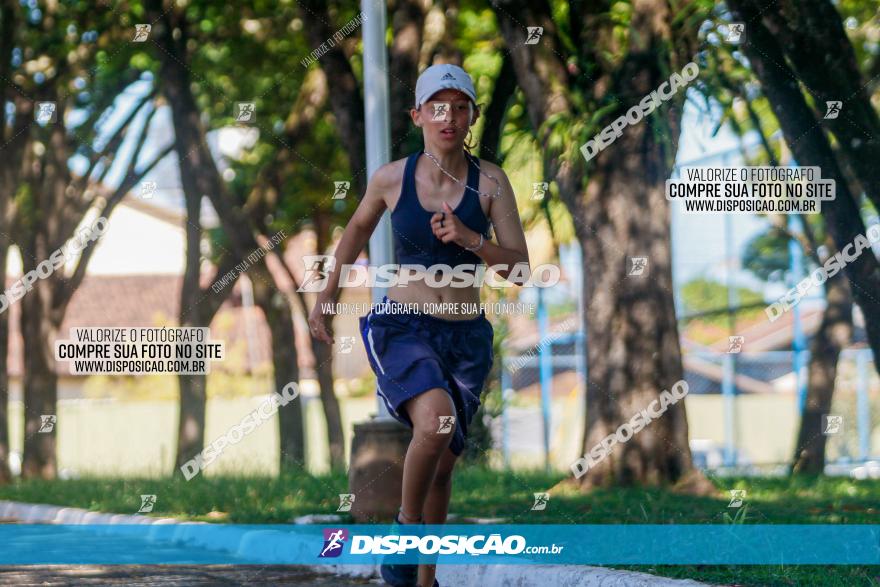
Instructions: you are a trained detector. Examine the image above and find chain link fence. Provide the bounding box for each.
[486,340,879,475]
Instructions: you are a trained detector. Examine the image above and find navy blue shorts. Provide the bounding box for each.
[358,296,495,456]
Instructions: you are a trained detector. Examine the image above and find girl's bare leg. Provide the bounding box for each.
[398,388,456,523]
[395,388,458,586]
[418,446,458,587]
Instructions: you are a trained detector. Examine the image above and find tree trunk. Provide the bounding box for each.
[759,0,880,214]
[9,4,165,480]
[309,336,343,471]
[146,0,264,472]
[792,242,853,474]
[19,123,65,480]
[0,0,22,485]
[174,174,208,470]
[729,0,880,383]
[251,277,306,470]
[297,0,366,185]
[576,118,693,488]
[173,94,205,463]
[491,0,707,490]
[173,254,244,475]
[0,243,9,484]
[168,70,212,471]
[421,0,463,66]
[175,373,207,471]
[309,212,344,471]
[388,0,427,159]
[20,276,58,480]
[477,52,516,165]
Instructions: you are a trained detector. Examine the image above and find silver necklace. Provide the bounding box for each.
[422,149,502,200]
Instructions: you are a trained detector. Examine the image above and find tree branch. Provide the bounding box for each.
[298,0,366,191]
[53,142,174,315]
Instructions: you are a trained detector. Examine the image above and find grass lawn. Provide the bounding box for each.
[1,467,878,586]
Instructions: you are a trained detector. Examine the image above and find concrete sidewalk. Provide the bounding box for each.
[0,500,715,586]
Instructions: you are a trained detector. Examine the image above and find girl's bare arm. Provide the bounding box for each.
[475,164,530,282]
[308,164,400,344]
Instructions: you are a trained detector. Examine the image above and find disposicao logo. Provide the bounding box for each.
[319,528,348,558]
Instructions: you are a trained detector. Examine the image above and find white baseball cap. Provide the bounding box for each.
[414,64,477,110]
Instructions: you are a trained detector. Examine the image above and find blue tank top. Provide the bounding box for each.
[391,150,491,268]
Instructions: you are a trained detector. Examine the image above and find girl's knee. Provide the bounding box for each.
[407,388,456,433]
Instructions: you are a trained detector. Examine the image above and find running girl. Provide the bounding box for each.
[308,63,530,587]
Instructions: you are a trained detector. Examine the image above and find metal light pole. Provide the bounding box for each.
[347,0,412,523]
[362,0,394,421]
[722,154,739,467]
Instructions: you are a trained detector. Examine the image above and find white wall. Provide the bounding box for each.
[7,201,186,277]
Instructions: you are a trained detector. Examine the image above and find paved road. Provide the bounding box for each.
[0,565,378,586]
[0,520,379,586]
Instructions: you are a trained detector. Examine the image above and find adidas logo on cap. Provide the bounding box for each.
[415,65,475,108]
